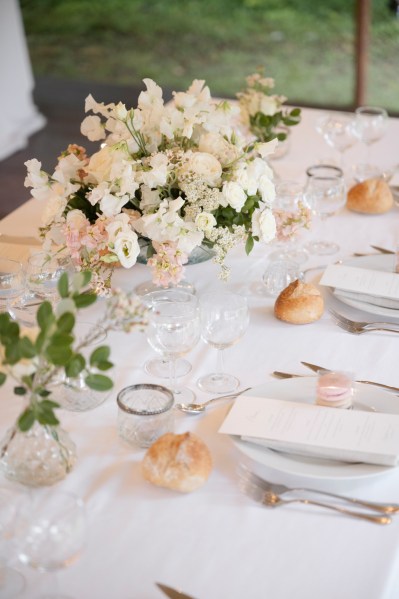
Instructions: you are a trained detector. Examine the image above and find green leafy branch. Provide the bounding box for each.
[249,107,301,143]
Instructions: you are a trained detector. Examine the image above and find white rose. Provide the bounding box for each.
[251,207,276,242]
[258,175,276,205]
[66,209,88,231]
[198,133,238,166]
[180,152,222,187]
[222,181,247,212]
[114,228,140,268]
[195,211,217,231]
[260,96,279,116]
[80,115,105,141]
[100,192,129,217]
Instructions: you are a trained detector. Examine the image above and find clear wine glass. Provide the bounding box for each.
[197,292,249,394]
[8,252,75,327]
[17,490,87,599]
[0,487,26,599]
[316,113,357,170]
[304,165,346,255]
[143,289,197,379]
[354,106,388,164]
[147,293,200,402]
[0,258,24,314]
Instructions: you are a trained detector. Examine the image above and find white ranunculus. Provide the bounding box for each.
[195,211,217,231]
[222,181,247,212]
[81,115,106,141]
[180,152,222,187]
[113,228,140,268]
[258,174,276,204]
[100,192,129,217]
[251,207,276,242]
[66,209,88,231]
[198,132,238,166]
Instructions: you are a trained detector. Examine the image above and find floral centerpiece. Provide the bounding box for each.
[0,272,146,486]
[24,78,278,291]
[237,71,301,145]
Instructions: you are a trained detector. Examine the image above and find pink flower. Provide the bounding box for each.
[148,242,188,287]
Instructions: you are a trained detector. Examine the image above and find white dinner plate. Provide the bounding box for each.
[329,253,399,318]
[232,377,399,481]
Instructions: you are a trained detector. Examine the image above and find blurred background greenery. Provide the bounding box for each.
[20,0,399,111]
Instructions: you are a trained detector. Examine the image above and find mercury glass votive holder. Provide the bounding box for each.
[117,384,174,448]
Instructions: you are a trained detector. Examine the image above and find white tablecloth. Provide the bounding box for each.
[0,0,45,161]
[1,107,399,599]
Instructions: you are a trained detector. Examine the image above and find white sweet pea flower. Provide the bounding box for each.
[138,78,164,109]
[256,138,279,159]
[81,115,106,141]
[222,181,247,212]
[53,153,82,185]
[113,102,128,121]
[87,146,120,183]
[140,185,161,212]
[24,159,49,190]
[41,196,67,227]
[100,192,129,217]
[113,228,140,268]
[141,153,168,188]
[195,211,217,232]
[84,94,114,117]
[251,206,276,242]
[87,181,109,206]
[260,95,280,116]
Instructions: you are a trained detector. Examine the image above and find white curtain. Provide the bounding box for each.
[0,0,45,161]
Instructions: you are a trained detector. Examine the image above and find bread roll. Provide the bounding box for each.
[274,279,324,324]
[142,432,212,493]
[347,178,393,214]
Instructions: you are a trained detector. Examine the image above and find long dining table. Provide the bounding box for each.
[1,106,399,599]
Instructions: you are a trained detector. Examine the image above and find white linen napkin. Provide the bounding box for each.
[333,289,399,310]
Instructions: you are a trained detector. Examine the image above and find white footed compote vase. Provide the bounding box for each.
[146,292,200,403]
[304,164,346,255]
[197,291,249,394]
[17,490,87,599]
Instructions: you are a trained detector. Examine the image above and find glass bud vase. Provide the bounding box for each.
[0,421,77,487]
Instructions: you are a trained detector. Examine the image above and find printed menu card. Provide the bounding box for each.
[219,395,399,466]
[319,264,399,300]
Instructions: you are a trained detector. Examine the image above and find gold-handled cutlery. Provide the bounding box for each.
[156,582,196,599]
[238,465,399,515]
[301,361,399,394]
[238,467,392,524]
[370,245,395,255]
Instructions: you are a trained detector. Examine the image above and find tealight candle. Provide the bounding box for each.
[316,371,353,409]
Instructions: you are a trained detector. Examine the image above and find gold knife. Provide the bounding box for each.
[301,361,399,394]
[156,582,196,599]
[370,245,395,255]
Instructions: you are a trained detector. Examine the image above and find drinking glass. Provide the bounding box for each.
[17,491,87,599]
[197,292,249,394]
[316,113,357,169]
[9,252,75,327]
[304,165,346,255]
[143,289,197,379]
[354,106,388,164]
[0,258,24,313]
[147,293,200,402]
[0,487,26,599]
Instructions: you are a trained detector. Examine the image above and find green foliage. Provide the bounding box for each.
[0,271,117,432]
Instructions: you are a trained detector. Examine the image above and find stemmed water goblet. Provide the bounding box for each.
[197,292,249,394]
[316,113,357,171]
[304,164,346,255]
[8,252,75,327]
[354,106,388,167]
[16,490,87,599]
[146,293,200,402]
[0,258,24,314]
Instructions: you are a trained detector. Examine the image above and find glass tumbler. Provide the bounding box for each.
[117,384,174,448]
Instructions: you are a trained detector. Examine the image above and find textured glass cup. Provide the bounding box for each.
[117,384,174,448]
[354,106,388,164]
[0,258,24,313]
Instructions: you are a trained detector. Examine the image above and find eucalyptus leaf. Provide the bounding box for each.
[0,372,6,386]
[85,374,113,392]
[95,360,114,371]
[45,344,73,366]
[65,354,85,377]
[14,386,27,396]
[73,292,97,308]
[245,235,255,255]
[19,336,37,359]
[18,408,35,432]
[57,272,69,298]
[57,312,75,334]
[90,345,110,367]
[37,301,54,330]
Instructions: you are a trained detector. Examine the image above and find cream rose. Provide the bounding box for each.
[198,133,238,166]
[87,146,116,183]
[251,207,276,242]
[222,181,247,212]
[180,152,222,187]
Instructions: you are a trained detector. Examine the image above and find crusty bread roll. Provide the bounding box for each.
[142,432,212,493]
[274,279,324,324]
[347,178,393,214]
